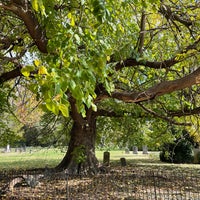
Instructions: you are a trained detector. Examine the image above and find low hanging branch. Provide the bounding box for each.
[110,67,200,103]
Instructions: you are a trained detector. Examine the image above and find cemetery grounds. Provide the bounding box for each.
[1,148,200,199]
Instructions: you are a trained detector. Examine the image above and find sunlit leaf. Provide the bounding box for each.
[38,66,48,75]
[21,66,35,77]
[59,104,69,117]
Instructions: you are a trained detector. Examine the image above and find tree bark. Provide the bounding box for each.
[111,67,200,103]
[55,107,99,174]
[0,1,48,53]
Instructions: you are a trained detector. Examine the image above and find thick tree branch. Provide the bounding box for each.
[115,37,200,70]
[138,11,146,55]
[115,57,176,70]
[0,1,48,53]
[96,109,122,117]
[159,4,193,28]
[68,95,85,125]
[169,107,200,117]
[110,67,200,103]
[0,65,22,84]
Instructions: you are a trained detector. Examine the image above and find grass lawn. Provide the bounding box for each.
[0,147,65,170]
[0,147,200,171]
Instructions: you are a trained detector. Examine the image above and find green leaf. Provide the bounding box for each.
[51,104,59,115]
[81,0,85,5]
[45,100,59,115]
[72,86,83,100]
[91,102,97,112]
[70,80,76,90]
[74,34,81,45]
[59,103,69,117]
[85,95,93,108]
[46,100,53,110]
[55,83,61,95]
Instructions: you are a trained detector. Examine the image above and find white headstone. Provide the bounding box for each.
[6,144,10,153]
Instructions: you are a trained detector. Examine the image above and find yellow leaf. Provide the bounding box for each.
[38,66,48,75]
[32,0,38,11]
[70,17,75,27]
[21,69,30,77]
[34,60,40,67]
[67,13,75,26]
[67,12,72,19]
[59,104,69,117]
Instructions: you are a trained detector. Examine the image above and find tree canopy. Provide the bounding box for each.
[1,0,200,117]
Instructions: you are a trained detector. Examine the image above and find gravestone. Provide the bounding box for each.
[132,146,138,154]
[5,144,10,153]
[120,157,126,167]
[103,151,110,166]
[125,148,130,154]
[142,145,148,154]
[22,144,26,152]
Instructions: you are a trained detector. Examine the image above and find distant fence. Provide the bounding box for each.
[1,168,200,199]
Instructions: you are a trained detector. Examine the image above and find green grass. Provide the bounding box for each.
[0,147,65,170]
[1,148,200,171]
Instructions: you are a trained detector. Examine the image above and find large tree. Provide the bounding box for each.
[0,0,200,172]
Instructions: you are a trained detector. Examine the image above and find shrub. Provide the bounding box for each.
[160,139,194,163]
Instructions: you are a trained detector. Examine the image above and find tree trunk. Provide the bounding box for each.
[55,108,99,174]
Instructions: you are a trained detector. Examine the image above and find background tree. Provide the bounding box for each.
[0,84,23,147]
[0,0,200,173]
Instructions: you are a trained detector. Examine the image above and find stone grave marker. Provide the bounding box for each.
[120,157,127,167]
[125,148,130,154]
[22,144,26,152]
[132,146,138,154]
[142,145,148,154]
[103,151,110,166]
[5,144,10,153]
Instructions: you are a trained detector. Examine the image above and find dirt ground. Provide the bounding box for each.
[1,165,200,200]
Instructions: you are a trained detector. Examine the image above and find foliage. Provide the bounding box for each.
[22,125,40,146]
[38,112,71,147]
[0,85,23,147]
[159,129,196,163]
[1,0,200,117]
